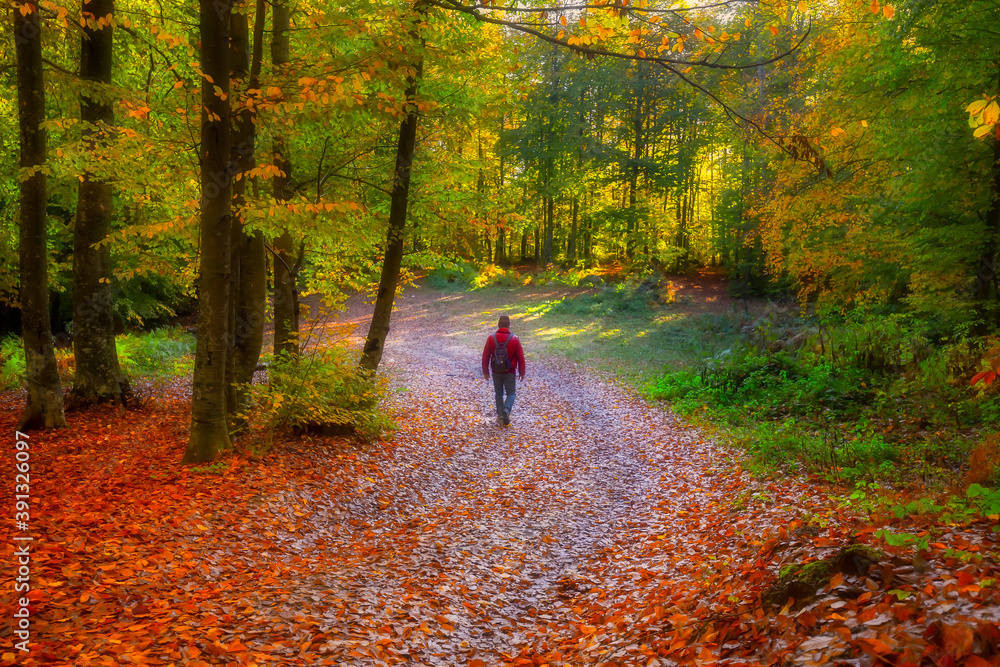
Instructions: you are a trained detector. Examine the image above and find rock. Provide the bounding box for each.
[577,274,603,287]
[833,544,882,576]
[765,560,834,607]
[763,544,883,607]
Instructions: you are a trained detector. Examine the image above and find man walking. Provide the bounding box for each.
[482,314,525,427]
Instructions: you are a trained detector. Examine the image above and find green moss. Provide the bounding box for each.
[841,544,881,562]
[779,559,833,587]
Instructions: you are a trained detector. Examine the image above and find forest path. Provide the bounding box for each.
[248,287,755,665]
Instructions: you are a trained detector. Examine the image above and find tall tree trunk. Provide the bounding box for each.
[534,224,540,265]
[520,231,527,262]
[568,196,578,262]
[183,0,233,463]
[71,0,130,407]
[271,0,299,358]
[544,194,554,264]
[360,5,427,372]
[16,3,65,431]
[226,0,267,426]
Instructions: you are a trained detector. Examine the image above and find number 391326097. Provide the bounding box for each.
[15,431,29,523]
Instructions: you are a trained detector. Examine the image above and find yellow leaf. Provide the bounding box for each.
[733,32,741,40]
[798,1,807,12]
[769,25,779,36]
[882,4,895,18]
[861,119,868,128]
[579,15,586,27]
[968,99,989,116]
[985,101,1000,125]
[745,18,751,28]
[560,14,566,26]
[694,28,703,39]
[870,0,879,14]
[974,124,992,139]
[557,29,565,39]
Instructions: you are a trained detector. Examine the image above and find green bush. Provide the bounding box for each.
[426,259,478,289]
[245,345,394,442]
[115,328,195,377]
[0,336,24,391]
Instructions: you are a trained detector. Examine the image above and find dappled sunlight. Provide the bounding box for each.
[532,324,592,341]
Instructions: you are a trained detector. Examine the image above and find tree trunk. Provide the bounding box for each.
[496,227,506,266]
[71,0,130,407]
[534,224,540,264]
[271,0,299,358]
[183,0,233,463]
[568,196,578,262]
[544,195,554,264]
[226,0,267,426]
[16,3,65,431]
[360,7,426,372]
[520,231,527,262]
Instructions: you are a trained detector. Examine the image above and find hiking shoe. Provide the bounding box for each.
[497,413,505,427]
[502,410,511,426]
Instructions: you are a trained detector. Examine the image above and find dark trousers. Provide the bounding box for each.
[492,372,516,417]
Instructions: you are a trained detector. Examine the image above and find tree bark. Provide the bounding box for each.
[360,48,424,372]
[16,3,65,431]
[183,0,233,463]
[271,0,299,358]
[568,196,578,262]
[226,0,267,426]
[544,194,554,264]
[71,0,131,408]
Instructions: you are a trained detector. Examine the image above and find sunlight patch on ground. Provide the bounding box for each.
[515,298,565,321]
[653,312,689,325]
[532,325,591,340]
[598,329,623,339]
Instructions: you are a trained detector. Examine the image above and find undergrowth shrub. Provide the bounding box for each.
[966,434,1000,487]
[0,336,24,391]
[472,265,523,288]
[116,328,195,377]
[426,260,478,289]
[244,345,394,447]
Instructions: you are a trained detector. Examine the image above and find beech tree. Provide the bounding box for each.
[71,0,131,407]
[183,0,234,463]
[15,2,65,430]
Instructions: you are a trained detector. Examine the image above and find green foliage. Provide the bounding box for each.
[471,265,524,289]
[426,260,479,290]
[111,275,191,328]
[245,345,394,443]
[0,336,24,391]
[551,279,669,317]
[115,328,195,377]
[645,307,999,483]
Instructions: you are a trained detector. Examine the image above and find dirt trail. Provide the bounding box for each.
[244,288,750,665]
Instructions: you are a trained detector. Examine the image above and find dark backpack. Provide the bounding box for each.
[491,332,516,373]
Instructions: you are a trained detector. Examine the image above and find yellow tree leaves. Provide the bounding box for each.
[967,96,1000,140]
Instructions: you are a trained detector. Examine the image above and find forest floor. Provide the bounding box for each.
[2,281,1000,666]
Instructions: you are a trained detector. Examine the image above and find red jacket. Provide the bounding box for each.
[482,328,525,377]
